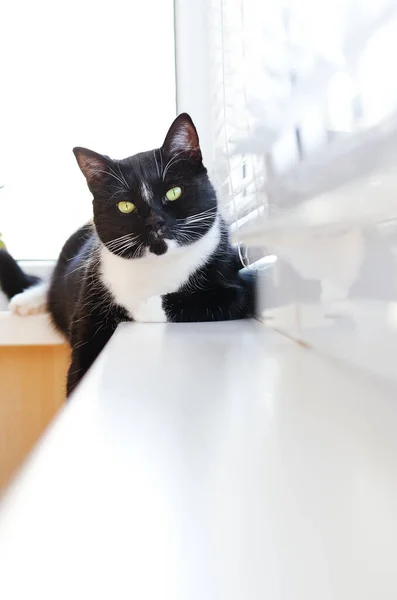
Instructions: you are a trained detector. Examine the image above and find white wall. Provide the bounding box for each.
[0,0,176,259]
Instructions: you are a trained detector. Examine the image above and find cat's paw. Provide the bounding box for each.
[9,283,49,316]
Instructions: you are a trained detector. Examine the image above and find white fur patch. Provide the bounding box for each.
[9,281,49,316]
[140,182,153,203]
[130,296,166,323]
[100,217,221,322]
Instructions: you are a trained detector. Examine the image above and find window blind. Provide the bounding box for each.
[207,0,397,256]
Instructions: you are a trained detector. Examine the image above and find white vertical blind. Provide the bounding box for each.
[207,0,397,236]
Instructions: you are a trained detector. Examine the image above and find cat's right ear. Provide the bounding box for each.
[73,147,110,187]
[162,113,202,162]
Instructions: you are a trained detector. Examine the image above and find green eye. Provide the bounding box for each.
[117,201,135,214]
[166,186,182,201]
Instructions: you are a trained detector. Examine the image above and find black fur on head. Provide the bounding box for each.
[73,114,217,258]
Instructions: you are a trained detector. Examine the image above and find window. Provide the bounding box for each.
[202,0,397,254]
[0,0,176,259]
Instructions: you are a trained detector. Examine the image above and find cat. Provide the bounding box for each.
[0,113,255,395]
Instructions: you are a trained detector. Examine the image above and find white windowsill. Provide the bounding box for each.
[0,312,64,346]
[2,321,397,598]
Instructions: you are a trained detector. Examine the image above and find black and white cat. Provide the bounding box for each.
[1,113,255,394]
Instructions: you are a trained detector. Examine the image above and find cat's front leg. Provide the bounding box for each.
[164,281,252,322]
[67,315,118,397]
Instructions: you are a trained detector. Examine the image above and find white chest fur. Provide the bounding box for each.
[100,218,220,322]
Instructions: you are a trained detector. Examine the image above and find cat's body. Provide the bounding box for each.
[1,114,255,395]
[47,217,252,394]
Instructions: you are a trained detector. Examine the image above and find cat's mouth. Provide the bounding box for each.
[148,236,167,256]
[147,228,168,254]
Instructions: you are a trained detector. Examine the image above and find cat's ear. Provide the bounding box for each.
[162,113,202,162]
[73,147,112,187]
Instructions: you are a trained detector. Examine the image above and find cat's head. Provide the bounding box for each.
[73,113,217,258]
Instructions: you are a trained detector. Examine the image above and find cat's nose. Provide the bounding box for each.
[146,215,164,231]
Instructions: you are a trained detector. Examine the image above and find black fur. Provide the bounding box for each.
[0,250,40,298]
[2,114,255,395]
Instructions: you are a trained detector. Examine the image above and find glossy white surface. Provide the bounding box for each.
[247,174,397,383]
[0,321,397,599]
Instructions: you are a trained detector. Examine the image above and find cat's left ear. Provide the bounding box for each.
[162,113,202,162]
[73,147,112,187]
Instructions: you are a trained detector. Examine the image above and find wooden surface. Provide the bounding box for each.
[0,344,69,491]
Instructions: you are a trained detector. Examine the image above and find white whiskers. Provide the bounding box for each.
[105,233,140,254]
[176,207,218,224]
[162,150,188,180]
[93,168,126,188]
[115,164,129,189]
